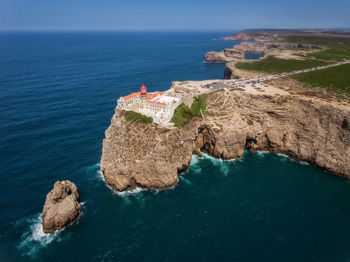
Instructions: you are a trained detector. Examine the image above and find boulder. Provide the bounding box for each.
[42,180,82,233]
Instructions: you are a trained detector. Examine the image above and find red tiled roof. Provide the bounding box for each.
[123,92,141,101]
[147,100,166,106]
[147,91,164,100]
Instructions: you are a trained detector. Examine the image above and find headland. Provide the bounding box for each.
[101,30,350,192]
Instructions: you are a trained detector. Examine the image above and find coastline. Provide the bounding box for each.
[101,79,350,192]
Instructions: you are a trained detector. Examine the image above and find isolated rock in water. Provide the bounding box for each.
[42,180,81,233]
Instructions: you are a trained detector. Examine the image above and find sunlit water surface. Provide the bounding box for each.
[1,32,350,262]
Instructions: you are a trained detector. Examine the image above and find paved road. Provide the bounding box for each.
[204,59,350,90]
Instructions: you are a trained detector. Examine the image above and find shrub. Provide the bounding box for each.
[171,95,206,127]
[122,110,153,124]
[191,95,206,116]
[171,103,193,127]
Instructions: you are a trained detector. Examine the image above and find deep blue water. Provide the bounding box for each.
[1,32,350,262]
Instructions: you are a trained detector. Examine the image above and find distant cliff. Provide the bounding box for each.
[223,29,350,41]
[205,42,322,63]
[223,32,273,41]
[101,86,350,191]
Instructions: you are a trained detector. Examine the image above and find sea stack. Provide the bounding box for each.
[42,180,82,233]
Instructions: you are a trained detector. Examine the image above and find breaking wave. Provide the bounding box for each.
[16,203,85,257]
[256,151,270,158]
[96,169,105,182]
[95,167,145,197]
[87,162,100,171]
[189,155,203,174]
[16,214,64,257]
[254,151,310,166]
[190,153,238,176]
[179,175,193,185]
[276,153,309,166]
[113,187,145,197]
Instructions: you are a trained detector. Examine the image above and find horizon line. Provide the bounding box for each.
[1,26,349,33]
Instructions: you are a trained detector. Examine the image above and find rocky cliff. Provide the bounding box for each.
[205,42,322,63]
[101,87,350,192]
[223,62,266,79]
[42,180,82,233]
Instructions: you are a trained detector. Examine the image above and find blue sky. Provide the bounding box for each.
[0,0,349,31]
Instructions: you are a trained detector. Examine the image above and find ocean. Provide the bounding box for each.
[1,32,350,262]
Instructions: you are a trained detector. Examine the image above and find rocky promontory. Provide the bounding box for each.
[205,41,322,63]
[223,29,350,41]
[42,180,82,233]
[223,31,274,41]
[101,84,350,192]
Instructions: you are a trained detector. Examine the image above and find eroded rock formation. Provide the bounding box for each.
[101,88,350,192]
[205,41,322,63]
[42,180,82,233]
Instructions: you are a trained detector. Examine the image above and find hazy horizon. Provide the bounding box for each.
[1,0,349,32]
[1,27,350,33]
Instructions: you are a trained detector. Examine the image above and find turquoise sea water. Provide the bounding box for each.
[1,32,350,261]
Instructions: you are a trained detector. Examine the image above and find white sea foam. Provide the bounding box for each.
[17,214,63,257]
[179,175,192,185]
[96,168,146,196]
[256,151,310,166]
[256,151,269,158]
[276,153,310,166]
[87,162,100,171]
[114,187,145,196]
[93,164,149,199]
[97,169,105,182]
[276,153,289,158]
[190,155,203,174]
[200,153,236,176]
[17,203,87,257]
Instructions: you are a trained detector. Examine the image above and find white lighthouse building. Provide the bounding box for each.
[117,84,181,125]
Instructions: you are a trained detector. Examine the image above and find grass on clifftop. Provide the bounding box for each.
[236,56,329,74]
[171,96,206,127]
[292,64,350,95]
[122,110,153,124]
[235,36,350,97]
[283,36,350,61]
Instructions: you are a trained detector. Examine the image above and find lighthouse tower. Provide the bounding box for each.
[140,84,147,100]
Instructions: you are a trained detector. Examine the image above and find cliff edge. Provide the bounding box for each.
[101,86,350,192]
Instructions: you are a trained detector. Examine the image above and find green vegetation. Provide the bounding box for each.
[280,36,350,94]
[284,36,350,61]
[293,64,350,95]
[190,95,206,116]
[235,35,350,96]
[236,56,329,74]
[171,103,193,127]
[230,87,245,91]
[171,95,206,127]
[122,110,153,124]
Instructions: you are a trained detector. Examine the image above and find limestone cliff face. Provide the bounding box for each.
[101,90,350,192]
[223,63,237,79]
[224,62,266,79]
[100,111,200,191]
[205,42,322,63]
